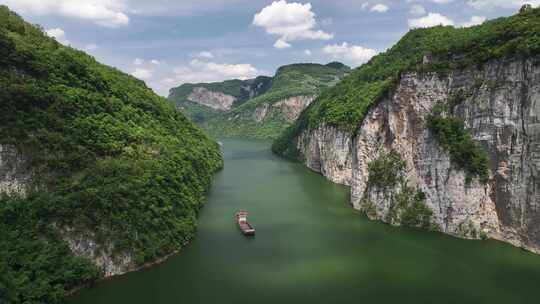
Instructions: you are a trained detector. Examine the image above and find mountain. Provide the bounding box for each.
[169,76,273,122]
[168,62,350,139]
[273,5,540,253]
[0,6,222,303]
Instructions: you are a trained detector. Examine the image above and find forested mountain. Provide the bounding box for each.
[0,6,222,303]
[169,62,350,139]
[272,5,540,253]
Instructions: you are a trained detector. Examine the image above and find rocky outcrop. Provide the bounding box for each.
[294,58,540,253]
[0,144,32,195]
[253,103,269,123]
[272,96,315,122]
[188,87,236,111]
[252,95,315,124]
[296,125,353,185]
[60,227,134,277]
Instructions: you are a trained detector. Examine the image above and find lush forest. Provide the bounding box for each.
[273,5,540,155]
[0,6,222,303]
[200,62,350,139]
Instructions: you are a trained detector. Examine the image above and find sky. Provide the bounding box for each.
[1,0,537,96]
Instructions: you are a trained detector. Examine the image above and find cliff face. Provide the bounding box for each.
[0,144,31,195]
[252,95,315,123]
[187,87,237,111]
[294,58,540,253]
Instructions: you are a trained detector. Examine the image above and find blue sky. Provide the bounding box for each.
[1,0,536,96]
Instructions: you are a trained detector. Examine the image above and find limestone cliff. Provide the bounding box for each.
[187,87,237,111]
[292,58,540,253]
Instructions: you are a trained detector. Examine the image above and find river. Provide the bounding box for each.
[70,139,540,303]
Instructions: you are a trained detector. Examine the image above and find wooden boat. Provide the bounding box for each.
[236,211,255,236]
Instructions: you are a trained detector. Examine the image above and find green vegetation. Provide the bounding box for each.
[168,63,349,139]
[0,6,222,303]
[367,150,406,190]
[274,6,540,154]
[388,185,435,230]
[364,152,436,230]
[169,76,273,122]
[427,110,489,183]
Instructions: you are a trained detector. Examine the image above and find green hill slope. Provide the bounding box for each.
[273,5,540,156]
[199,62,350,139]
[0,6,222,303]
[169,76,273,122]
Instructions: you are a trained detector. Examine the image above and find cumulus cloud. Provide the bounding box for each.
[467,0,540,10]
[304,49,312,56]
[45,28,70,45]
[410,4,426,16]
[370,4,389,13]
[323,42,377,66]
[274,39,292,49]
[133,58,144,65]
[408,13,455,28]
[194,51,215,59]
[460,16,487,27]
[0,0,129,28]
[253,0,333,49]
[162,59,260,86]
[131,68,153,80]
[150,59,161,65]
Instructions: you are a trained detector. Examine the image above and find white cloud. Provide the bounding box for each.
[467,0,540,9]
[323,42,377,66]
[304,49,312,56]
[460,16,487,27]
[274,39,292,49]
[133,58,144,65]
[431,0,454,3]
[0,0,129,28]
[150,59,161,65]
[164,59,260,86]
[194,51,214,59]
[410,4,426,16]
[408,13,455,28]
[253,0,333,49]
[370,4,389,13]
[131,68,153,80]
[361,2,370,10]
[45,28,70,45]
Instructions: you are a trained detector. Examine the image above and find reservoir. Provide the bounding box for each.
[70,139,540,304]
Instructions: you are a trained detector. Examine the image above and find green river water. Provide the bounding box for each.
[70,139,540,304]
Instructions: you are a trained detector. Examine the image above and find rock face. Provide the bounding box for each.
[0,144,32,195]
[296,125,353,185]
[273,95,315,122]
[252,95,315,124]
[187,87,236,111]
[60,227,134,277]
[295,58,540,253]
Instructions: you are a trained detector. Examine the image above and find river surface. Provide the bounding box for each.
[70,139,540,304]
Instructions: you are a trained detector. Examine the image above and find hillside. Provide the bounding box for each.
[192,62,350,139]
[274,5,540,155]
[272,5,540,253]
[0,6,222,303]
[169,76,273,122]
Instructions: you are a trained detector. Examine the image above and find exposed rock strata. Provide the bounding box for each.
[188,87,236,111]
[294,58,540,253]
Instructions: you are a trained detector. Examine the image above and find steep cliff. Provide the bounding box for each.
[0,6,222,303]
[169,76,272,121]
[274,6,540,253]
[202,63,350,139]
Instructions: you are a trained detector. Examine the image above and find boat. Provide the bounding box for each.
[236,211,255,236]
